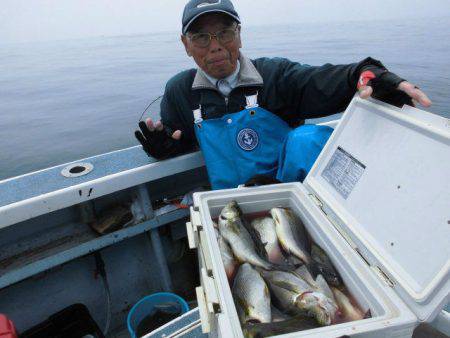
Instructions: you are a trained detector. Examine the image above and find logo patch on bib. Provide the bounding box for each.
[237,128,259,151]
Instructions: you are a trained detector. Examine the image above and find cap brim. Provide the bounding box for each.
[183,10,241,34]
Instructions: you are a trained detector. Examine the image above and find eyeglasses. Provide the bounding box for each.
[188,26,238,48]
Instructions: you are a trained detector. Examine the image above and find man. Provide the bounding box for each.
[135,0,431,190]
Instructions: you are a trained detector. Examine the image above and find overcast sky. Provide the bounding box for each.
[2,0,450,43]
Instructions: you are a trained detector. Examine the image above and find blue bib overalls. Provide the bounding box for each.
[193,93,333,190]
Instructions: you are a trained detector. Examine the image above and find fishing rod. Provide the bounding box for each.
[137,95,163,122]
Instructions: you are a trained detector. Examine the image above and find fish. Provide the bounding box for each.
[294,265,317,288]
[270,305,292,322]
[268,283,305,315]
[214,227,219,239]
[310,244,343,287]
[242,315,320,338]
[270,207,311,264]
[332,287,366,322]
[217,233,238,281]
[250,217,285,264]
[294,266,335,301]
[219,201,274,270]
[261,270,339,326]
[286,254,304,266]
[232,263,272,325]
[314,274,335,301]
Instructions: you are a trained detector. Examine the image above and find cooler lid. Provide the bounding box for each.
[304,96,450,322]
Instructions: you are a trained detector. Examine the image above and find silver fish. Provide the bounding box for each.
[214,227,219,239]
[242,315,320,338]
[270,305,292,322]
[294,265,317,288]
[310,244,342,287]
[261,270,312,296]
[268,283,304,315]
[332,287,365,322]
[217,234,238,281]
[294,266,335,301]
[262,270,339,326]
[232,263,272,325]
[286,254,304,266]
[315,274,335,301]
[219,201,273,270]
[250,217,284,264]
[270,207,311,264]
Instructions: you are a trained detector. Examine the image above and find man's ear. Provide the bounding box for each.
[181,35,192,57]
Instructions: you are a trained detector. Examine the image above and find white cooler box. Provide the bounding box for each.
[186,97,450,338]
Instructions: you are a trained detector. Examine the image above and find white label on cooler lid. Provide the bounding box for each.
[321,147,366,199]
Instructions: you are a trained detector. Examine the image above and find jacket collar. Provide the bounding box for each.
[192,53,264,90]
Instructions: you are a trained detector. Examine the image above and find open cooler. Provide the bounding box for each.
[186,97,450,337]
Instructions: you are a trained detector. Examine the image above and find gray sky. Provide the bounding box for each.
[2,0,450,43]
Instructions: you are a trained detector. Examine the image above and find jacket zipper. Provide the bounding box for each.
[224,97,229,112]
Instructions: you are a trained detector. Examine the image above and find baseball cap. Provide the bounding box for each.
[182,0,241,34]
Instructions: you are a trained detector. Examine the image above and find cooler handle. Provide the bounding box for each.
[195,268,221,334]
[196,286,212,333]
[200,267,220,306]
[186,221,198,249]
[198,230,214,273]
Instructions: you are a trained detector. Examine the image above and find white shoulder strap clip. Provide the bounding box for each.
[245,92,259,109]
[193,105,203,124]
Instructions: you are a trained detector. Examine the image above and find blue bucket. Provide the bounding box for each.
[127,292,189,338]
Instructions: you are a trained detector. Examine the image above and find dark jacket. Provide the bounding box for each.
[160,53,383,149]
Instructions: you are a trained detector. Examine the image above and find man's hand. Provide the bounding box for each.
[135,118,185,160]
[357,66,432,108]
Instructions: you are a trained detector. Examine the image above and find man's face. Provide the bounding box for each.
[181,13,242,79]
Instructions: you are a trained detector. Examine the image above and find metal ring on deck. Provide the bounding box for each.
[61,162,94,178]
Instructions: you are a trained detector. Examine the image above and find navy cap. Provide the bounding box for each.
[182,0,240,34]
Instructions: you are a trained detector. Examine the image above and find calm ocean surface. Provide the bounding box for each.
[1,17,449,180]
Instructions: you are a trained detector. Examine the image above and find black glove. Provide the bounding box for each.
[358,64,413,108]
[135,121,188,160]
